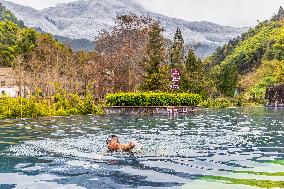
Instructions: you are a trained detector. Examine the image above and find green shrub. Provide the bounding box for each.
[200,96,246,108]
[105,92,202,106]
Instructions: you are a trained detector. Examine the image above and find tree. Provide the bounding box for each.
[213,63,239,97]
[140,22,169,91]
[184,49,202,73]
[0,3,25,27]
[180,49,205,94]
[272,6,284,21]
[0,20,36,67]
[96,14,152,94]
[276,60,284,83]
[17,28,37,54]
[18,33,80,97]
[0,20,19,67]
[169,27,184,69]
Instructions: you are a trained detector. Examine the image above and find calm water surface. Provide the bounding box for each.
[0,107,284,189]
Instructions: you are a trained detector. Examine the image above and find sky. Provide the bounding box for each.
[4,0,283,27]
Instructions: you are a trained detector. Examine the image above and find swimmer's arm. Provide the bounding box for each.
[119,142,136,151]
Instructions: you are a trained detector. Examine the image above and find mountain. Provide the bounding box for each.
[53,35,96,51]
[0,0,246,57]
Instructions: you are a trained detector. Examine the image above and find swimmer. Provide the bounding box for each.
[106,135,136,152]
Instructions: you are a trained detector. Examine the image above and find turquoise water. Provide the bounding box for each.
[0,107,284,189]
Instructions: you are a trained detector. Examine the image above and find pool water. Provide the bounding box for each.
[0,107,284,189]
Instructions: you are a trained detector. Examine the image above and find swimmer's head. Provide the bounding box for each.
[106,135,119,145]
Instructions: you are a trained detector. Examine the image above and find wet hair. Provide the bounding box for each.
[106,135,119,144]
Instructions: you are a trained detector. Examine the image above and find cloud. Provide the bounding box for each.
[134,0,283,27]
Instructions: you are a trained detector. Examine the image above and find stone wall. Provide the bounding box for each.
[104,106,200,115]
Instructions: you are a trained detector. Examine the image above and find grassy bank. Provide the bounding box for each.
[203,175,284,189]
[0,94,104,120]
[200,96,265,108]
[0,92,266,120]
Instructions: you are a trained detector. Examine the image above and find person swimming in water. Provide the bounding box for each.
[106,135,136,152]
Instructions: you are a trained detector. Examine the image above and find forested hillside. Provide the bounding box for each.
[0,3,36,67]
[206,7,284,102]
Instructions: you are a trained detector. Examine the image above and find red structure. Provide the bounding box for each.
[170,68,181,90]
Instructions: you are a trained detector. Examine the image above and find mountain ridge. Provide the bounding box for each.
[0,0,247,57]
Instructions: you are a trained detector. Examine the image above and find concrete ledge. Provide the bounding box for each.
[267,103,284,108]
[104,106,200,115]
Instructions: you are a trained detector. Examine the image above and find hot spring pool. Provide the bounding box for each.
[0,107,284,189]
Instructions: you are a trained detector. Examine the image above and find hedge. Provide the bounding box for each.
[105,92,202,106]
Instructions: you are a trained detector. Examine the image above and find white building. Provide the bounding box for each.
[0,68,29,97]
[0,87,18,97]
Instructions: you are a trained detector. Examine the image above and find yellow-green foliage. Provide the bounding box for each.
[0,20,36,67]
[200,96,245,108]
[106,92,202,106]
[267,159,284,166]
[207,19,284,100]
[211,62,239,97]
[220,21,283,73]
[244,60,284,103]
[0,3,25,27]
[0,94,103,120]
[204,175,284,189]
[227,170,284,176]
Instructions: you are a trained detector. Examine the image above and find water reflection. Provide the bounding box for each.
[0,107,284,188]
